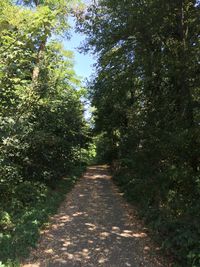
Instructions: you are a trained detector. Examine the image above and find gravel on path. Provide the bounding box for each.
[22,165,171,267]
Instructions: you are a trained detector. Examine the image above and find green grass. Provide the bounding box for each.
[0,166,86,267]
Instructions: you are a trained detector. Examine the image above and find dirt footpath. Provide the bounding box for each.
[22,165,171,267]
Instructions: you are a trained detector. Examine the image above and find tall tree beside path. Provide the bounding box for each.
[77,0,200,265]
[0,0,90,264]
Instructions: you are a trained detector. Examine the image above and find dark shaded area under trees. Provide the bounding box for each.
[77,0,200,266]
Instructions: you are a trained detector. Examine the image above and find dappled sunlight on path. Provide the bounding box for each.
[22,166,170,267]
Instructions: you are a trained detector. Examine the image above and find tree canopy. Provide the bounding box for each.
[0,0,90,263]
[0,0,199,265]
[78,0,200,265]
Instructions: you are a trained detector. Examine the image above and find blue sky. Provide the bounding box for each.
[63,17,95,120]
[63,17,95,82]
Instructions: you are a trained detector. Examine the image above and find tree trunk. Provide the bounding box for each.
[31,0,46,88]
[177,0,198,171]
[32,38,47,88]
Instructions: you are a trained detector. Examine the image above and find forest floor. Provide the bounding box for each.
[22,165,172,267]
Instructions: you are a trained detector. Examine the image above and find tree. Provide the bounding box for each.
[78,0,200,265]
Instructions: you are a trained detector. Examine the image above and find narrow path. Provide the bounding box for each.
[22,166,171,267]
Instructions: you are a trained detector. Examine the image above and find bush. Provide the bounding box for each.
[0,166,85,265]
[14,181,48,206]
[113,161,200,266]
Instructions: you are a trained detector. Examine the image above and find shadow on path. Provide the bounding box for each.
[22,166,170,267]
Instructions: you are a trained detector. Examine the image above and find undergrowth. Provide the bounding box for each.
[113,165,200,267]
[0,166,86,267]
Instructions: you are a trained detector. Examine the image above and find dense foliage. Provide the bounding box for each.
[78,0,200,266]
[0,0,88,264]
